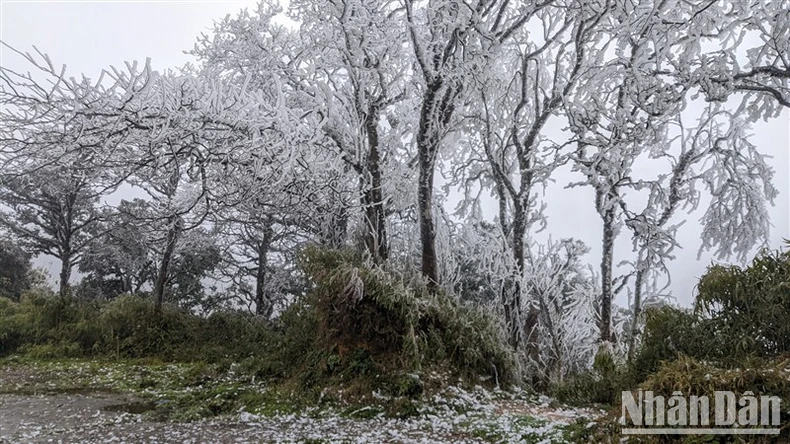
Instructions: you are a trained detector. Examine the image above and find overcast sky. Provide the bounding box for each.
[1,0,788,307]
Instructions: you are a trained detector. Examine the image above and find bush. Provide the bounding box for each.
[0,296,22,355]
[99,294,196,358]
[418,293,515,384]
[584,248,790,441]
[0,291,279,363]
[299,246,516,387]
[301,247,418,361]
[4,291,99,357]
[630,249,790,381]
[696,249,790,359]
[608,356,790,443]
[21,341,82,359]
[551,345,634,405]
[629,306,718,382]
[641,355,790,400]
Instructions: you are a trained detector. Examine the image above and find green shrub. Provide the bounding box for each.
[630,249,790,382]
[418,292,514,384]
[641,355,790,401]
[21,341,82,359]
[299,246,515,386]
[696,249,790,359]
[301,247,419,359]
[630,306,718,382]
[551,345,634,405]
[99,294,194,358]
[608,356,790,443]
[0,291,276,362]
[0,240,32,302]
[0,296,21,355]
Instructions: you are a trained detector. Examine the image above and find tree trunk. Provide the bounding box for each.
[506,198,529,349]
[415,79,461,291]
[254,221,274,318]
[363,112,388,263]
[599,207,616,343]
[153,216,182,313]
[416,86,441,291]
[627,265,645,361]
[523,300,541,384]
[500,279,521,348]
[418,160,438,290]
[121,274,132,294]
[58,253,72,298]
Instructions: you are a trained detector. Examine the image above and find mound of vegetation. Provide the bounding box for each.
[277,247,516,398]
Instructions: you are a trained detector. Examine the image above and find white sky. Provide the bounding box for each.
[1,0,788,306]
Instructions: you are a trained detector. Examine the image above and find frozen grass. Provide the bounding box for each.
[0,358,604,443]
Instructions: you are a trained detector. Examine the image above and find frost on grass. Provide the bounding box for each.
[0,359,604,443]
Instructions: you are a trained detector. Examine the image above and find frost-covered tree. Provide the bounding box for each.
[60,62,304,309]
[564,0,786,346]
[621,105,777,359]
[193,0,413,263]
[659,1,790,114]
[452,0,610,349]
[564,0,697,344]
[404,0,552,290]
[0,49,129,297]
[291,0,411,262]
[522,239,598,384]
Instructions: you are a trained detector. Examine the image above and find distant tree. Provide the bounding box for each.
[78,199,222,307]
[0,238,32,301]
[0,49,126,297]
[77,200,156,299]
[0,161,107,297]
[163,228,222,310]
[1,46,304,306]
[214,207,295,317]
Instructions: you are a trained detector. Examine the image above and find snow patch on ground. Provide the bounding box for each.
[0,361,606,443]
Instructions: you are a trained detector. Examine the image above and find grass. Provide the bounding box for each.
[0,356,599,443]
[0,356,314,421]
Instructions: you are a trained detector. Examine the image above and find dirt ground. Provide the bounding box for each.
[0,391,482,443]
